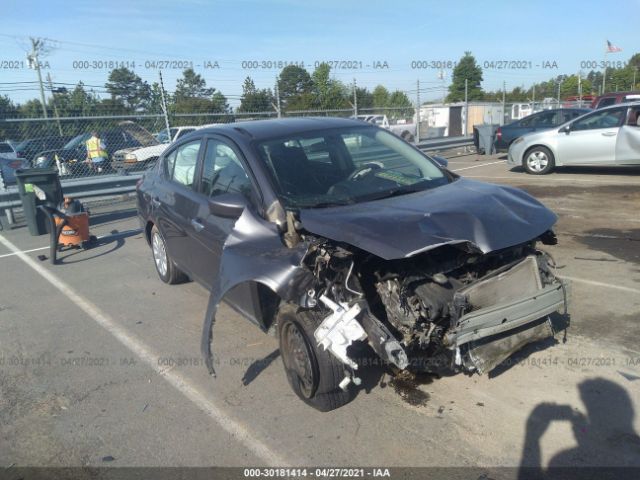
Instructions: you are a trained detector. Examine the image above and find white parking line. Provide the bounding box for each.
[451,160,505,172]
[0,232,290,467]
[0,245,49,259]
[560,276,640,295]
[462,175,640,186]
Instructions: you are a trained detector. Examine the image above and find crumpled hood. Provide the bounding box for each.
[299,178,557,260]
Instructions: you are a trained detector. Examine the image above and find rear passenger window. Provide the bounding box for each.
[597,97,616,108]
[168,140,200,188]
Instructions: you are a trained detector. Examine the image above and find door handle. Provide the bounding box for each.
[190,218,204,232]
[601,131,617,137]
[150,197,161,208]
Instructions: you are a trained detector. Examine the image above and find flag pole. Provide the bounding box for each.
[603,40,607,94]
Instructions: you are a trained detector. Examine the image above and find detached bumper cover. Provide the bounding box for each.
[448,280,569,347]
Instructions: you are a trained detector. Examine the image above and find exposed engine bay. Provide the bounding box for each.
[299,232,569,387]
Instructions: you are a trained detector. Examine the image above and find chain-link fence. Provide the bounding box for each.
[0,100,595,189]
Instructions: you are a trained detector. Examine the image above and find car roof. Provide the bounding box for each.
[598,100,640,110]
[196,117,370,141]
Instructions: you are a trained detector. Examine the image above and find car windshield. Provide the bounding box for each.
[63,133,90,150]
[255,127,451,209]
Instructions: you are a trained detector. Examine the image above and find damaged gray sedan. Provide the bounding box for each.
[137,118,570,411]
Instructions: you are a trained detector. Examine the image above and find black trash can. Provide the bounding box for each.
[14,168,63,236]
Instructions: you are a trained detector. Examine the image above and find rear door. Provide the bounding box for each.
[153,138,204,277]
[557,107,626,165]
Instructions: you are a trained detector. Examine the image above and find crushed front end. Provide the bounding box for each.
[301,235,570,386]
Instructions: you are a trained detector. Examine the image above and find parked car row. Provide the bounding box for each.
[508,101,640,174]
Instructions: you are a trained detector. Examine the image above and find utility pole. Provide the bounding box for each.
[557,78,562,105]
[464,78,468,135]
[532,85,536,113]
[578,71,582,103]
[633,67,637,89]
[353,78,358,117]
[158,70,171,138]
[46,73,63,135]
[502,81,506,125]
[415,79,421,144]
[274,76,282,118]
[27,37,48,118]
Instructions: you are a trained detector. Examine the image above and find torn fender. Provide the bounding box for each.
[201,208,315,375]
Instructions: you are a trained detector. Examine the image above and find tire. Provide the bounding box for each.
[523,146,555,175]
[150,225,188,284]
[277,304,354,411]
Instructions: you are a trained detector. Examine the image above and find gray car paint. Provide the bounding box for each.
[199,178,558,374]
[299,178,557,260]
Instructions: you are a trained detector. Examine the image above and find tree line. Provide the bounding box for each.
[0,63,414,121]
[448,51,640,103]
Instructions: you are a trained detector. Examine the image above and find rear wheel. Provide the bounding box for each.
[150,225,188,284]
[524,146,555,174]
[277,305,354,411]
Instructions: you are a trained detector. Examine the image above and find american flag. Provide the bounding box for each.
[606,40,622,53]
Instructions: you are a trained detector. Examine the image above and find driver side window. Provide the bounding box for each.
[201,139,252,199]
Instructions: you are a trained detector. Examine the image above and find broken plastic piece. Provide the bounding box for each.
[314,295,367,369]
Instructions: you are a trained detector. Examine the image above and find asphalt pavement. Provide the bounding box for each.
[1,156,639,478]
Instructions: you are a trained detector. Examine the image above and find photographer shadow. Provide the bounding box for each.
[518,377,640,479]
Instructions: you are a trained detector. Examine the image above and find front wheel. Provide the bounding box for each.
[524,146,555,174]
[277,305,354,411]
[150,225,188,284]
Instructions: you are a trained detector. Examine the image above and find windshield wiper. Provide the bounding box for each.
[302,199,354,209]
[356,183,428,203]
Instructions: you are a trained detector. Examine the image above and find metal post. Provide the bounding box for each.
[28,38,48,119]
[633,67,637,89]
[158,70,171,137]
[353,78,358,118]
[415,79,420,144]
[578,72,582,103]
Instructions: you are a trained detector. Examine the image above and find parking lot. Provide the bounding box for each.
[1,155,640,476]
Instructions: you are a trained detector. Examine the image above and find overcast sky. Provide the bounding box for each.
[1,0,637,106]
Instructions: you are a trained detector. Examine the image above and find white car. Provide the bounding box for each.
[111,126,200,171]
[508,102,640,174]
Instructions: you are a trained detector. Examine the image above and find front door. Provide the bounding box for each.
[188,136,256,290]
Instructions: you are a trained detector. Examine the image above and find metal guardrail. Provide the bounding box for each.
[416,135,474,152]
[0,173,141,224]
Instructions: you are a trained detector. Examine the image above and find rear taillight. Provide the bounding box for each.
[496,127,502,140]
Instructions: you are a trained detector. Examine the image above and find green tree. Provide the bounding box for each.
[277,65,313,110]
[372,85,390,109]
[0,95,19,140]
[447,51,483,102]
[387,90,414,119]
[174,68,230,117]
[355,87,373,109]
[310,63,349,110]
[105,67,151,111]
[237,77,274,113]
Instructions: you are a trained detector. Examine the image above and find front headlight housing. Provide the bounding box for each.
[124,153,138,163]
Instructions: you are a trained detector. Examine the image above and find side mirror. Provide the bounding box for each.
[208,192,248,219]
[431,155,449,168]
[559,125,571,134]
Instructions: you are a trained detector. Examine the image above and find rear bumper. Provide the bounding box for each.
[111,160,140,170]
